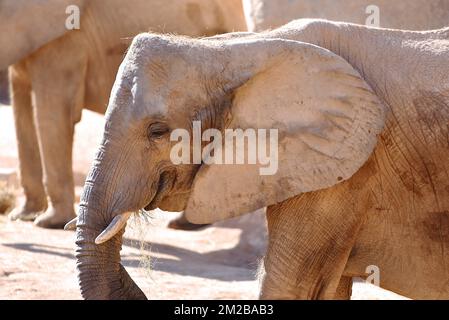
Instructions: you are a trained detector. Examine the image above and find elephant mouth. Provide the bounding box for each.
[144,171,175,211]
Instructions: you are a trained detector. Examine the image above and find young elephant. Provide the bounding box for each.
[72,20,449,299]
[243,0,449,31]
[3,0,246,228]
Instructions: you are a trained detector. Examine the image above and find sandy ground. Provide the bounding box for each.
[0,105,406,300]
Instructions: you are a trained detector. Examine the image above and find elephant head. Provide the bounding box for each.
[74,33,386,299]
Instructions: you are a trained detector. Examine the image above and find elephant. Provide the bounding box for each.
[71,19,449,299]
[242,0,449,31]
[2,0,247,228]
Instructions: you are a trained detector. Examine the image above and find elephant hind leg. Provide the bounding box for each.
[334,276,353,300]
[8,61,47,222]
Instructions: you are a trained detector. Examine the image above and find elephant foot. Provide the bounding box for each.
[34,205,75,229]
[167,214,211,231]
[9,201,46,222]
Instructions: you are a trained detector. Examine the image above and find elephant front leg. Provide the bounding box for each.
[260,189,366,300]
[8,63,48,222]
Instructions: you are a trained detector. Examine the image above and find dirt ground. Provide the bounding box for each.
[0,105,406,300]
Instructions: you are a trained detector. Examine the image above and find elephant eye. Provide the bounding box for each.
[147,122,169,140]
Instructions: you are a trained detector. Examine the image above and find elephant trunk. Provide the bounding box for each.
[74,145,147,300]
[75,222,146,300]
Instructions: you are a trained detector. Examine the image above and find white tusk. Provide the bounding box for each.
[64,217,78,231]
[95,212,132,245]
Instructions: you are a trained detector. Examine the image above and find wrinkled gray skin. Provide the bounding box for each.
[76,20,449,299]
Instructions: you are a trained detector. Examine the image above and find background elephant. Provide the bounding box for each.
[2,0,246,228]
[73,19,449,299]
[242,0,449,31]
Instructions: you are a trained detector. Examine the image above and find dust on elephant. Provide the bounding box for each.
[72,19,449,299]
[3,0,246,228]
[242,0,449,31]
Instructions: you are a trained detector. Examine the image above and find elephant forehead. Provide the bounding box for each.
[107,68,168,123]
[129,76,168,119]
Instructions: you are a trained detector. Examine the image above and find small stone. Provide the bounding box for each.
[0,182,15,214]
[0,168,18,188]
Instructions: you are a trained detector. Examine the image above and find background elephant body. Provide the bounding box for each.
[243,0,449,31]
[75,20,449,299]
[6,0,246,228]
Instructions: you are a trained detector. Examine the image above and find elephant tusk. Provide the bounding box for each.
[95,212,132,245]
[64,217,78,231]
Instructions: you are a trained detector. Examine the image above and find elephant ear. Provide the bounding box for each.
[0,0,85,69]
[185,41,386,224]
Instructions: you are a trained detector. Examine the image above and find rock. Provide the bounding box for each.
[0,181,15,214]
[0,168,18,188]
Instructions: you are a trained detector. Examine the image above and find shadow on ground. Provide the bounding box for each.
[2,234,260,282]
[123,238,260,281]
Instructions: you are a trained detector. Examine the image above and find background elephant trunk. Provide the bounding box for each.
[74,141,147,299]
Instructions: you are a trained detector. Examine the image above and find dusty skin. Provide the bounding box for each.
[73,19,449,299]
[0,106,405,300]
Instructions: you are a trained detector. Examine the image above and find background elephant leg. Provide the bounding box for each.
[28,48,86,229]
[260,188,366,300]
[32,91,76,229]
[8,62,47,221]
